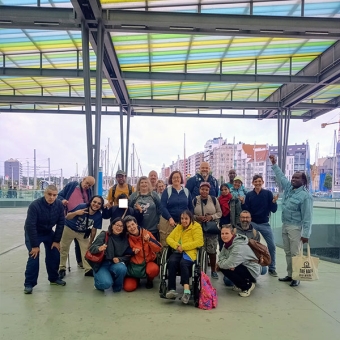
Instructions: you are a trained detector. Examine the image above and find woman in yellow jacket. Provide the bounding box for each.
[165,210,204,304]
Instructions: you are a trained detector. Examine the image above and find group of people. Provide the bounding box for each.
[23,155,313,300]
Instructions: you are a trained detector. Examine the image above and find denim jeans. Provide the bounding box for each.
[24,231,60,288]
[251,222,276,271]
[94,261,127,292]
[223,266,267,286]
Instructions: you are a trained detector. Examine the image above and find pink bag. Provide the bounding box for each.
[198,272,218,310]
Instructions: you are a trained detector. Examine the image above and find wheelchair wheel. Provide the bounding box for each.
[159,280,167,298]
[193,265,201,307]
[200,250,208,274]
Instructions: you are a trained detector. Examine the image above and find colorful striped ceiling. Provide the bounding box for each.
[0,0,339,113]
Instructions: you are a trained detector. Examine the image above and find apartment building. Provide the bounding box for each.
[211,143,235,184]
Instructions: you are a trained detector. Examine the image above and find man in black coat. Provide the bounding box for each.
[24,185,66,294]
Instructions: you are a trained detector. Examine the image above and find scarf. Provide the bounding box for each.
[218,193,232,217]
[224,234,236,249]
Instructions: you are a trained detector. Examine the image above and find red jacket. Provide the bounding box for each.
[128,227,162,264]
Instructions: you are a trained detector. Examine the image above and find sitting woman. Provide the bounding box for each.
[123,215,162,292]
[193,182,222,280]
[217,224,261,297]
[88,217,133,295]
[165,210,203,304]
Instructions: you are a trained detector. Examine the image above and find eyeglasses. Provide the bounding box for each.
[114,224,124,228]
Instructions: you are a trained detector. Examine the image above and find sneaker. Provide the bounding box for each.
[269,269,278,277]
[238,283,255,297]
[24,286,33,294]
[181,292,191,304]
[211,271,219,279]
[84,269,94,277]
[166,290,178,299]
[232,285,242,292]
[50,279,66,286]
[145,280,154,289]
[58,269,66,279]
[278,276,292,282]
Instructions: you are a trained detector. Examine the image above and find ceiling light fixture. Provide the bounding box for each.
[34,21,60,26]
[169,26,194,30]
[260,29,284,34]
[121,24,146,29]
[305,31,329,35]
[215,28,240,32]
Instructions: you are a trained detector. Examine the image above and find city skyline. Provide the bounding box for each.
[0,108,339,179]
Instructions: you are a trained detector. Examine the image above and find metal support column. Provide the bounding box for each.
[120,105,125,171]
[81,21,94,176]
[277,110,283,169]
[125,106,131,174]
[282,108,291,174]
[93,20,104,194]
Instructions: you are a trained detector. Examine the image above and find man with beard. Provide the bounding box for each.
[107,170,134,206]
[269,155,313,287]
[186,162,219,198]
[223,210,267,287]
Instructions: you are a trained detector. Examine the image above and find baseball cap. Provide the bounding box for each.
[200,182,211,188]
[116,170,126,176]
[233,176,243,183]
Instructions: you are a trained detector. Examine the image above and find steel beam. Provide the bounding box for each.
[1,7,340,40]
[5,67,340,85]
[104,10,340,40]
[125,106,131,174]
[301,95,340,121]
[119,105,125,171]
[1,95,338,110]
[0,108,309,119]
[263,40,340,118]
[0,67,97,78]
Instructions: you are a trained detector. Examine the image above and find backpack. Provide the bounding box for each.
[167,185,189,202]
[198,272,218,310]
[248,238,271,266]
[111,184,133,201]
[130,191,158,207]
[193,195,217,207]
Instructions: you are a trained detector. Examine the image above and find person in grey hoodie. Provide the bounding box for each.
[216,224,261,297]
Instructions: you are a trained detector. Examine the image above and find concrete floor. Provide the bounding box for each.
[0,208,339,340]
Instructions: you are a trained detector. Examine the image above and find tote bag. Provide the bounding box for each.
[292,243,319,281]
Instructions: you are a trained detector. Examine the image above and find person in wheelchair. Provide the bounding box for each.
[165,210,204,304]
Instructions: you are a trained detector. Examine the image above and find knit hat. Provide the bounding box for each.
[233,176,243,183]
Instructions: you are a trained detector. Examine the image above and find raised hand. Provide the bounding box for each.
[269,155,276,165]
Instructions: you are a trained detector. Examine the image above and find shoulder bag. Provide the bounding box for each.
[85,232,109,263]
[200,198,220,235]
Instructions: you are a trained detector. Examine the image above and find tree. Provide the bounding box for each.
[324,173,332,190]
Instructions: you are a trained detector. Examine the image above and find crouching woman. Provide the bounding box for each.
[123,215,162,291]
[216,224,261,297]
[88,217,133,295]
[165,210,204,304]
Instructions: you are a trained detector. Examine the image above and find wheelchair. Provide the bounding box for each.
[158,246,208,306]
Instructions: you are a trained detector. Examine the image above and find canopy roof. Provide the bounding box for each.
[0,0,339,119]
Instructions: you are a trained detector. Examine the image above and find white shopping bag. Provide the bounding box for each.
[292,243,319,281]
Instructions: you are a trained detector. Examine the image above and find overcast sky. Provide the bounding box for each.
[0,108,339,179]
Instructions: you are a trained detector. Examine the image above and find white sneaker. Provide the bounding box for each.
[166,290,178,299]
[232,285,242,292]
[238,283,255,297]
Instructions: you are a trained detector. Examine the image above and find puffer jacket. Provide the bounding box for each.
[128,227,162,264]
[218,234,261,279]
[166,221,204,261]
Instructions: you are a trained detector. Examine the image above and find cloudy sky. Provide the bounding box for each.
[0,108,339,179]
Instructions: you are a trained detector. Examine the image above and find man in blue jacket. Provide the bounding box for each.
[269,155,313,287]
[24,185,66,294]
[186,162,219,198]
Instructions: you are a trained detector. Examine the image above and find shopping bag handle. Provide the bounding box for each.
[299,242,311,258]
